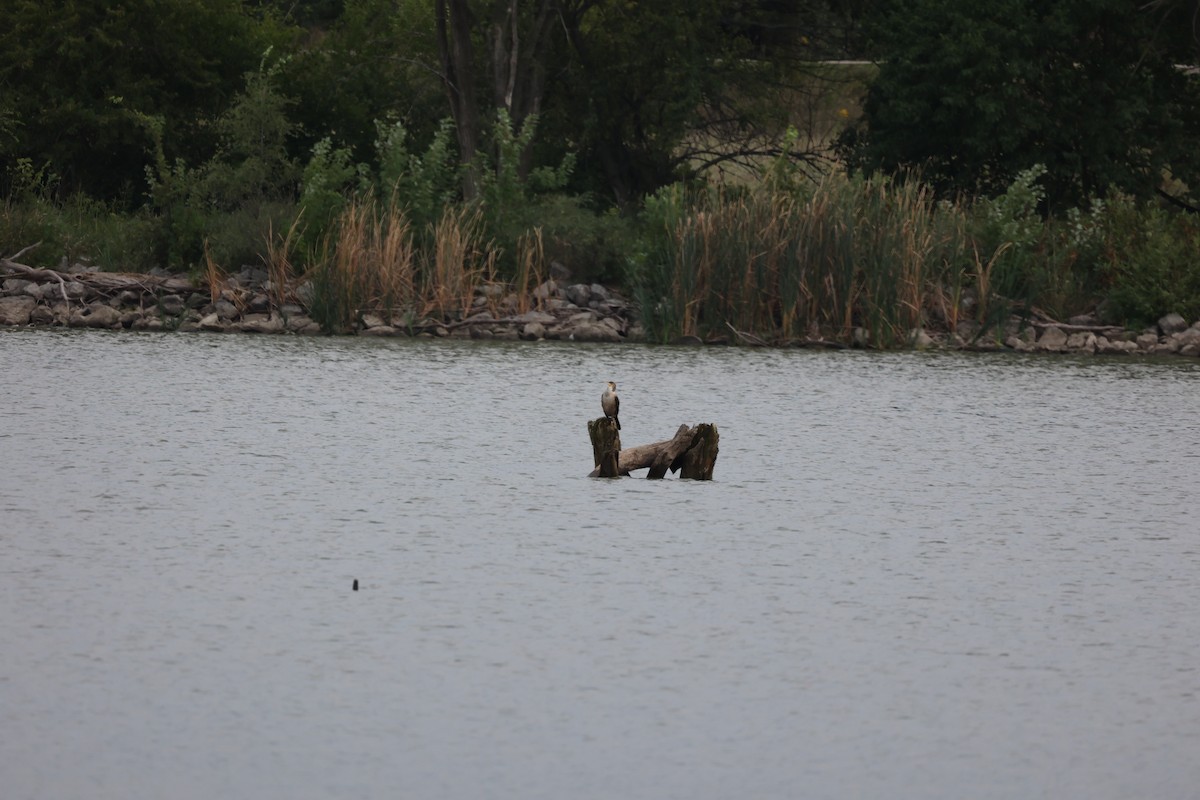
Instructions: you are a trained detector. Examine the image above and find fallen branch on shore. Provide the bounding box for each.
[1027,320,1125,335]
[2,244,195,302]
[726,321,770,347]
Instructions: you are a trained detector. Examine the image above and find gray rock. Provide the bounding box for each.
[513,310,556,325]
[1180,343,1200,357]
[239,266,268,285]
[572,323,621,343]
[1136,332,1160,351]
[358,325,398,336]
[235,314,284,333]
[599,316,624,334]
[2,278,33,296]
[589,283,611,301]
[1174,327,1200,347]
[70,303,122,329]
[64,281,86,299]
[549,260,571,281]
[532,279,559,301]
[1066,332,1096,352]
[114,290,140,307]
[30,305,56,325]
[956,319,982,340]
[1037,325,1068,351]
[910,328,934,349]
[1096,336,1137,354]
[0,295,37,325]
[360,313,388,329]
[521,321,546,340]
[159,294,186,315]
[286,314,316,332]
[462,311,496,323]
[214,299,240,319]
[294,282,315,307]
[565,284,592,307]
[565,310,598,325]
[1158,312,1188,335]
[199,313,225,332]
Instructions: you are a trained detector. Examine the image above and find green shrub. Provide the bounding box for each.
[1097,195,1200,326]
[299,137,365,250]
[144,54,300,271]
[376,118,459,232]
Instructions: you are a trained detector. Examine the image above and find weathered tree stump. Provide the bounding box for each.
[587,419,718,480]
[679,423,719,479]
[588,417,622,478]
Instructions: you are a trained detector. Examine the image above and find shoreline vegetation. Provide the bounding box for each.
[2,184,1200,359]
[5,167,1200,357]
[4,4,1199,358]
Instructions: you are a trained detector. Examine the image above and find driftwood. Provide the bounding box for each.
[1028,320,1124,335]
[1,243,196,303]
[587,418,718,480]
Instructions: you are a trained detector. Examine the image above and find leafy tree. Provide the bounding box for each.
[145,57,302,267]
[0,0,291,202]
[433,0,567,199]
[843,0,1200,208]
[430,1,860,206]
[282,0,446,166]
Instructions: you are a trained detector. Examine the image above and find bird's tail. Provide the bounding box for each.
[615,418,621,430]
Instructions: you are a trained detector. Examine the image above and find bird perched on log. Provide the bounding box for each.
[602,381,621,430]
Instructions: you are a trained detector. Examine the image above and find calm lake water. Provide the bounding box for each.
[2,329,1198,800]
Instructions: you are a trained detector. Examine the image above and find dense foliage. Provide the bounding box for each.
[3,0,1200,340]
[843,0,1200,210]
[0,0,290,201]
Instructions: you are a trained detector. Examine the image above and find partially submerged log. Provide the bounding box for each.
[587,419,718,480]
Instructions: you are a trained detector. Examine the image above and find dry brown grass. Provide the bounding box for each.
[514,228,545,315]
[263,214,303,310]
[202,238,225,306]
[306,200,502,331]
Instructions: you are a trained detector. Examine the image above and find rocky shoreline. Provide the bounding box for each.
[3,262,1200,357]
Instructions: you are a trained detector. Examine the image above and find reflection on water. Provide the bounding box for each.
[2,330,1199,800]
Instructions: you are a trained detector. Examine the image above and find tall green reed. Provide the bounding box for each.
[632,172,972,347]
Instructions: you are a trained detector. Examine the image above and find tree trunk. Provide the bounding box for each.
[587,419,718,480]
[436,0,481,200]
[588,417,622,478]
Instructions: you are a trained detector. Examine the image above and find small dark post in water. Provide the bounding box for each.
[352,579,359,591]
[587,419,718,480]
